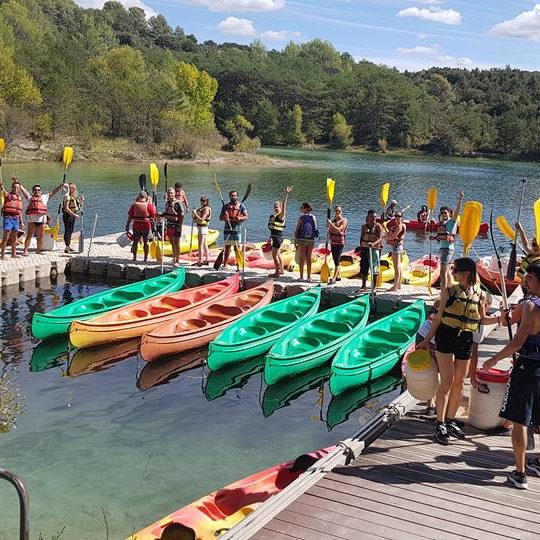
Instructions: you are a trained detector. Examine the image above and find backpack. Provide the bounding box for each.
[299,215,318,239]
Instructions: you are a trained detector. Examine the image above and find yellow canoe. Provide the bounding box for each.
[139,226,219,257]
[379,251,410,283]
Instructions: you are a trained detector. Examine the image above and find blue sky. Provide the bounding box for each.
[76,1,540,71]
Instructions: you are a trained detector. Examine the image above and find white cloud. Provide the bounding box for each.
[260,30,302,41]
[490,4,540,41]
[74,0,156,17]
[437,55,472,67]
[411,0,443,4]
[217,16,257,36]
[397,6,462,25]
[397,45,439,54]
[185,0,285,12]
[417,33,428,39]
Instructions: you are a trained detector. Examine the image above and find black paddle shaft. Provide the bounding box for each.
[507,179,526,280]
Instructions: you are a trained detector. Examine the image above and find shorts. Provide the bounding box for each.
[499,357,540,426]
[295,238,315,248]
[330,244,344,266]
[435,323,473,360]
[439,247,454,265]
[3,216,19,231]
[359,247,380,276]
[390,244,404,254]
[198,225,208,235]
[270,232,284,249]
[133,229,150,242]
[224,228,241,246]
[166,226,181,239]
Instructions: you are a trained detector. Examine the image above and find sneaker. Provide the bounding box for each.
[507,470,528,490]
[435,423,451,445]
[446,419,466,440]
[526,458,540,477]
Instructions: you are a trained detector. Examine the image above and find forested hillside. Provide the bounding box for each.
[0,0,539,159]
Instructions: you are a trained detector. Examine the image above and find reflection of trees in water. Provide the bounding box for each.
[0,373,24,433]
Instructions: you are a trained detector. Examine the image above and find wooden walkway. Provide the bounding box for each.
[254,414,540,539]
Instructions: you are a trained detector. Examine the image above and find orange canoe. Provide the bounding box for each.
[477,257,521,295]
[140,281,274,362]
[69,275,240,349]
[128,446,331,540]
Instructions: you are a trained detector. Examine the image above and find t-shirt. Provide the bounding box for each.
[26,193,50,224]
[440,218,456,249]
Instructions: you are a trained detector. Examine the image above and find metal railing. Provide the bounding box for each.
[0,468,29,540]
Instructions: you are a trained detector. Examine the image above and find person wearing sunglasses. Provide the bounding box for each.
[23,181,65,256]
[418,257,500,445]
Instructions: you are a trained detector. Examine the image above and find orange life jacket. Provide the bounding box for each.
[26,195,48,216]
[436,221,455,243]
[2,194,23,216]
[387,224,405,246]
[329,218,347,245]
[133,201,151,223]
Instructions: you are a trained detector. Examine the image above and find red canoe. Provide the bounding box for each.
[477,257,521,295]
[129,447,332,540]
[380,218,489,235]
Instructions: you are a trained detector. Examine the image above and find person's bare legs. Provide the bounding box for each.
[388,251,402,291]
[23,222,37,255]
[223,245,231,268]
[435,351,455,422]
[306,242,314,280]
[35,224,44,254]
[271,247,280,276]
[9,231,19,257]
[1,229,10,259]
[201,234,209,263]
[512,424,528,473]
[446,357,470,420]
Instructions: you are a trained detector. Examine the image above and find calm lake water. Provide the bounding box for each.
[0,149,537,538]
[4,148,539,260]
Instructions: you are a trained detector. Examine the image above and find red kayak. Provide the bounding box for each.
[130,447,331,540]
[477,256,521,295]
[380,218,489,235]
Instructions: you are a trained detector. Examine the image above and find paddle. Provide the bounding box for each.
[0,138,5,208]
[149,164,160,260]
[54,146,73,241]
[380,182,390,218]
[496,215,515,240]
[459,201,482,255]
[78,191,84,253]
[321,177,336,284]
[489,211,514,346]
[535,199,540,245]
[507,179,526,280]
[87,213,98,260]
[138,174,147,193]
[426,187,438,296]
[164,162,169,196]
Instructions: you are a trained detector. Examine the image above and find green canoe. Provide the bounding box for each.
[262,364,330,418]
[204,356,265,401]
[326,372,403,431]
[207,287,321,371]
[30,339,69,372]
[264,294,370,386]
[31,268,186,340]
[329,300,425,396]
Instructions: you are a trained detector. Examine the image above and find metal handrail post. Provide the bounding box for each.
[0,468,29,540]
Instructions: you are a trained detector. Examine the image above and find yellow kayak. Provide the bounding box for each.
[141,226,219,258]
[379,251,410,283]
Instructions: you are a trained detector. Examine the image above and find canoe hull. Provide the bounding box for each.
[31,268,186,341]
[477,257,521,295]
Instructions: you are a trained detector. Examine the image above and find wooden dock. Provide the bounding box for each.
[226,319,540,540]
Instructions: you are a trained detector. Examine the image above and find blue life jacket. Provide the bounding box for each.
[298,214,317,239]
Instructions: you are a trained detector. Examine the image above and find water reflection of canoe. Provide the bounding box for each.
[204,357,265,401]
[137,347,207,391]
[326,372,403,431]
[68,339,140,377]
[129,447,331,540]
[261,364,330,418]
[30,338,69,372]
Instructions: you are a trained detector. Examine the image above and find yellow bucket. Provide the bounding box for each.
[407,349,432,371]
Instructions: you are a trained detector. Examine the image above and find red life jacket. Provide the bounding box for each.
[133,201,150,223]
[329,218,347,245]
[165,201,182,224]
[2,193,23,216]
[436,221,455,243]
[387,224,405,246]
[26,195,48,216]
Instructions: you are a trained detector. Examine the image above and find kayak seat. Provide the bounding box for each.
[369,329,410,345]
[206,305,244,318]
[290,336,321,351]
[157,297,190,309]
[114,291,142,301]
[311,319,352,336]
[148,306,170,316]
[122,309,150,320]
[175,318,210,331]
[79,302,105,312]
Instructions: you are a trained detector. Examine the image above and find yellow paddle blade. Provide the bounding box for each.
[62,146,73,168]
[495,215,515,240]
[234,245,244,267]
[326,178,335,204]
[459,201,482,254]
[380,182,390,208]
[150,163,159,188]
[153,241,163,262]
[427,187,437,211]
[320,261,330,283]
[52,219,60,241]
[0,138,5,154]
[534,199,540,243]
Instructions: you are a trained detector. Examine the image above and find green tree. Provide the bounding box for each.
[283,104,306,146]
[223,114,261,152]
[330,112,353,148]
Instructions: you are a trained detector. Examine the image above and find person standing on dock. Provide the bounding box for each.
[268,186,292,277]
[62,183,82,253]
[192,195,212,266]
[386,211,406,292]
[516,221,540,281]
[434,191,463,289]
[22,181,65,256]
[294,202,318,282]
[418,257,500,446]
[220,190,247,268]
[163,188,183,265]
[327,206,348,285]
[358,210,383,292]
[174,182,190,214]
[1,177,29,259]
[126,191,156,262]
[483,264,540,490]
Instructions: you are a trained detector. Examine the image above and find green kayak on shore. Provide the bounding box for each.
[329,300,425,396]
[207,287,321,371]
[31,268,186,341]
[264,294,370,386]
